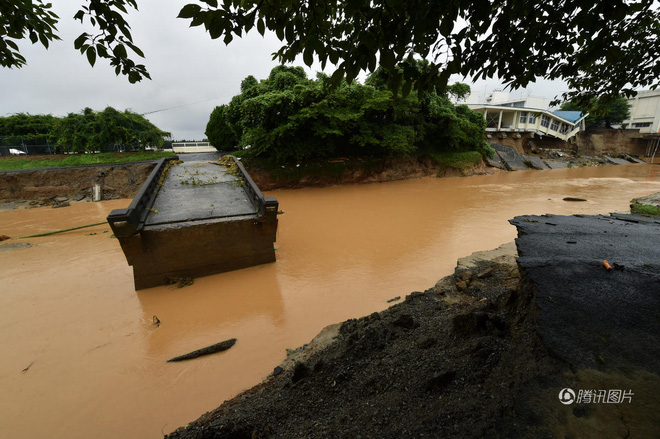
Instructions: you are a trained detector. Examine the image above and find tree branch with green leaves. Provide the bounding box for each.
[179,0,660,103]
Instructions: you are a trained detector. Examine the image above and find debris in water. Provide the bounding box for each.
[22,361,34,373]
[563,197,587,202]
[19,221,107,238]
[152,315,161,327]
[0,235,10,241]
[165,276,194,288]
[167,338,237,362]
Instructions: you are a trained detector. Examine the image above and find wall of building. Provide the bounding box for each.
[624,90,660,134]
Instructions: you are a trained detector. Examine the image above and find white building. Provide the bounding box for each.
[452,91,481,105]
[171,142,217,153]
[484,91,549,110]
[467,104,588,142]
[623,89,660,134]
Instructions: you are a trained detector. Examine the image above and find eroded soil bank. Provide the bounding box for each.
[168,214,660,439]
[0,162,155,206]
[242,155,493,191]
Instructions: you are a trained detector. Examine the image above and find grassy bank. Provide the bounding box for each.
[631,202,660,218]
[0,151,175,171]
[427,150,484,172]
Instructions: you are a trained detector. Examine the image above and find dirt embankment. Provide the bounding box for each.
[167,213,660,439]
[0,157,492,206]
[166,244,553,438]
[0,162,155,206]
[245,156,494,191]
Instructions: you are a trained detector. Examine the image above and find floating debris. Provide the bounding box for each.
[167,338,237,363]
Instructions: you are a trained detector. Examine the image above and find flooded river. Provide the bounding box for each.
[1,164,658,438]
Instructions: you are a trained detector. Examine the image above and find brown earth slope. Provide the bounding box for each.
[0,162,155,205]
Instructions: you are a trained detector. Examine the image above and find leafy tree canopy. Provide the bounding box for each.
[1,0,148,83]
[0,113,59,145]
[207,65,489,163]
[0,107,171,152]
[179,0,660,105]
[205,105,238,151]
[560,95,631,129]
[1,1,658,102]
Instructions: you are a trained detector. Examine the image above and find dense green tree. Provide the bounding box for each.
[1,1,658,101]
[205,105,238,151]
[207,66,488,164]
[49,107,170,152]
[560,95,631,129]
[0,108,170,152]
[0,113,59,145]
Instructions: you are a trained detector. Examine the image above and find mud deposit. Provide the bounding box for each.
[0,164,658,438]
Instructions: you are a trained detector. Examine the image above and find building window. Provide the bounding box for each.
[634,122,652,128]
[560,123,569,134]
[519,112,527,124]
[528,113,537,124]
[550,119,560,131]
[541,115,550,128]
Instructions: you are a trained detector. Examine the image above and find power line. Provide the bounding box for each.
[140,97,224,116]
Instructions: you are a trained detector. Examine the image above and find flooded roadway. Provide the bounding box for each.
[1,164,658,438]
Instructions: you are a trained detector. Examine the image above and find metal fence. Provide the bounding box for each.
[0,138,149,156]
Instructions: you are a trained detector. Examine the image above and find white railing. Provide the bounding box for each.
[171,142,217,153]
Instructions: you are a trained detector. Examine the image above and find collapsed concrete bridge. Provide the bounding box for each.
[107,156,278,290]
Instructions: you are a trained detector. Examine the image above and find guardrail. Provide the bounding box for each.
[232,156,278,219]
[106,156,178,237]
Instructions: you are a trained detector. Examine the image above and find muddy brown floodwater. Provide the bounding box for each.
[1,164,658,438]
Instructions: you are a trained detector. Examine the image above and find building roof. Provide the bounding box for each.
[551,111,585,124]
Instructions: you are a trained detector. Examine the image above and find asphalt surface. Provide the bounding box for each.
[510,214,660,374]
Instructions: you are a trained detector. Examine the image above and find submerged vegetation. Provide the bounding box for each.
[206,64,492,166]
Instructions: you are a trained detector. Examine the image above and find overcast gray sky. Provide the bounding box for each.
[0,1,571,140]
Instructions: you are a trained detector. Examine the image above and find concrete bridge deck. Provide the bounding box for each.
[145,161,257,226]
[108,156,278,290]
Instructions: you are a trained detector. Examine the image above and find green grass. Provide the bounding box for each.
[428,151,484,171]
[0,151,175,171]
[631,202,660,218]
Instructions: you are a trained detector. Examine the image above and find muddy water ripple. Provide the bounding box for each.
[0,164,658,438]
